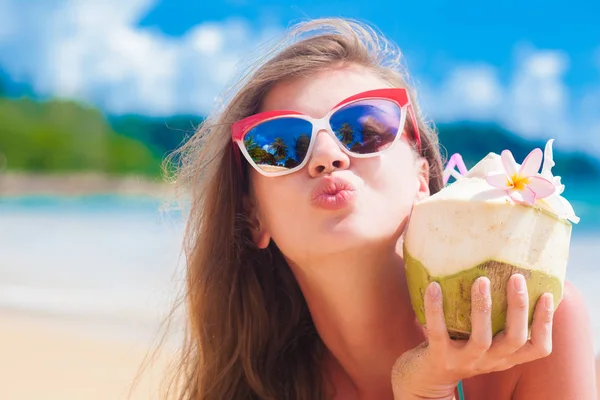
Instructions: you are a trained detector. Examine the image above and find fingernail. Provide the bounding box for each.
[429,282,441,300]
[544,294,554,310]
[513,274,525,293]
[478,277,488,296]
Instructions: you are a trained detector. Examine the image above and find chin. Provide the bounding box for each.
[318,213,403,247]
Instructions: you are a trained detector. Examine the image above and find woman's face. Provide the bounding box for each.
[247,65,430,264]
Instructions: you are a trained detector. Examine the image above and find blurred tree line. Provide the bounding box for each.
[437,123,600,180]
[0,96,198,177]
[0,87,598,180]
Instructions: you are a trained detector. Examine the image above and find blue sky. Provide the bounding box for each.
[141,0,599,85]
[0,0,599,153]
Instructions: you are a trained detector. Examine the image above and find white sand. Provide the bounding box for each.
[0,309,176,400]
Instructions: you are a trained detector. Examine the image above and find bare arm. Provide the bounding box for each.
[513,281,596,399]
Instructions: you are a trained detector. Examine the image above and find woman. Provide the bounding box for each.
[166,18,596,399]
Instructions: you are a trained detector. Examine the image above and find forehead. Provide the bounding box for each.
[260,65,392,119]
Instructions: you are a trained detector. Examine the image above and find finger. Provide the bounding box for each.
[466,277,492,355]
[424,281,450,352]
[512,293,554,363]
[491,274,530,355]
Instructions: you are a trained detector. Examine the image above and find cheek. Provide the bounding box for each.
[356,156,419,238]
[251,174,305,230]
[363,149,419,203]
[255,182,314,260]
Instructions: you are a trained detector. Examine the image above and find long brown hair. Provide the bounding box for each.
[164,17,445,400]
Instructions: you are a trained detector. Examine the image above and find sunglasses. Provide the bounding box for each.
[231,88,421,177]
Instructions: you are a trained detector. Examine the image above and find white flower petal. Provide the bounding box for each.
[521,187,537,204]
[486,173,512,189]
[508,189,530,204]
[501,150,518,178]
[527,176,556,199]
[519,148,543,177]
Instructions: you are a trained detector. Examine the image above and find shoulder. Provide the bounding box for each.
[512,280,596,398]
[557,280,587,315]
[525,279,593,369]
[464,281,597,399]
[547,280,591,347]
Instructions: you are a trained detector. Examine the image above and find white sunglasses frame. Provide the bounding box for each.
[234,96,412,177]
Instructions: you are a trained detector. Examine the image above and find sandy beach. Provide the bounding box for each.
[0,309,176,400]
[0,190,597,399]
[2,308,599,400]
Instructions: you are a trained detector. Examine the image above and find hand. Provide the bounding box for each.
[391,273,555,400]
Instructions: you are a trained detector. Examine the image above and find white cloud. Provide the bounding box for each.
[577,85,600,154]
[190,25,225,55]
[420,45,593,151]
[0,0,281,116]
[0,0,15,41]
[420,65,504,122]
[0,1,597,155]
[505,48,570,138]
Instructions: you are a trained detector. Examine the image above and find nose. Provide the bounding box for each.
[307,130,350,177]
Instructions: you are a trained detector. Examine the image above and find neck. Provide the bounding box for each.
[289,239,425,399]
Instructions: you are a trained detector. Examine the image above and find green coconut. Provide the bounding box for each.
[403,154,574,339]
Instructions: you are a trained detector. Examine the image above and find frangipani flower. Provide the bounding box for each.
[485,148,556,204]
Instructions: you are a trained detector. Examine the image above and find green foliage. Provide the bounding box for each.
[436,122,600,180]
[294,133,310,161]
[0,98,160,176]
[338,123,354,145]
[0,95,598,182]
[109,114,201,158]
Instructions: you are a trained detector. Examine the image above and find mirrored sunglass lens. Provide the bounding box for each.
[330,99,401,154]
[243,117,312,173]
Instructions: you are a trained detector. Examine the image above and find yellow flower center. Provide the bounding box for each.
[511,174,530,190]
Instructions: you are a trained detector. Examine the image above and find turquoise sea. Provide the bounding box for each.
[0,194,187,343]
[0,183,599,348]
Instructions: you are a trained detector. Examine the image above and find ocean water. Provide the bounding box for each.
[0,189,599,350]
[0,195,187,343]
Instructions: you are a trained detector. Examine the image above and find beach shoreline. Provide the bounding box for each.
[0,172,174,197]
[0,181,597,399]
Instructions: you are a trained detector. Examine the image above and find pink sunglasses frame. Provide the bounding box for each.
[231,88,421,177]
